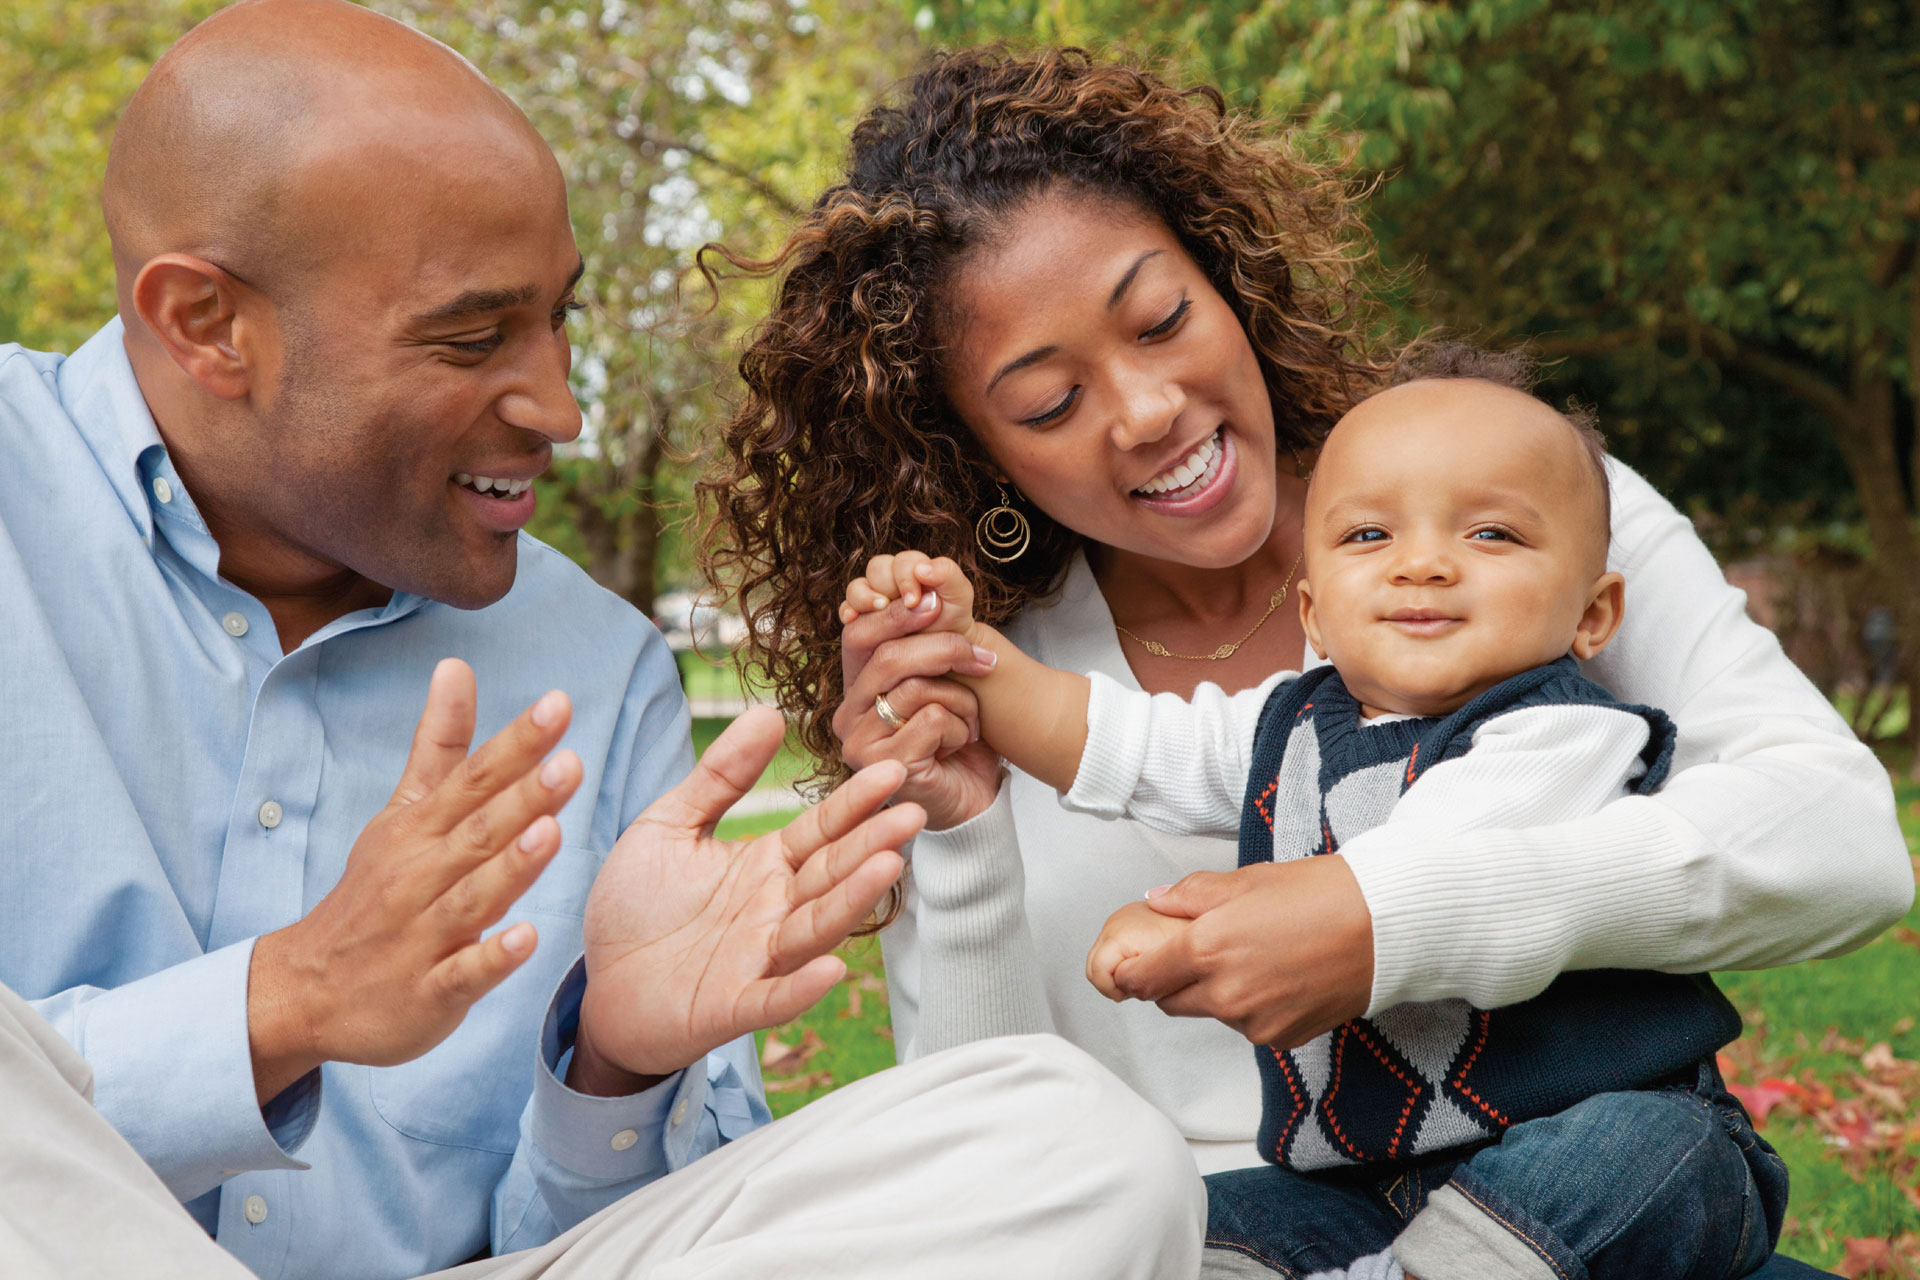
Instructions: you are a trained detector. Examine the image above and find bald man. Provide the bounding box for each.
[0,2,1203,1278]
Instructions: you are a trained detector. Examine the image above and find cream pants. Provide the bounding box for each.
[0,979,1201,1279]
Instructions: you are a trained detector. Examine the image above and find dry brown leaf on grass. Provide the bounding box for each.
[839,985,862,1020]
[760,1028,826,1076]
[1836,1234,1920,1279]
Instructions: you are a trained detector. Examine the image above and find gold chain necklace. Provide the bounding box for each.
[1114,552,1304,662]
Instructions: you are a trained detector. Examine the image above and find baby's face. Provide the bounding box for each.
[1299,378,1621,718]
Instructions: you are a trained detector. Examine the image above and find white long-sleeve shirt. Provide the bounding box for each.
[880,459,1914,1174]
[1065,670,1660,848]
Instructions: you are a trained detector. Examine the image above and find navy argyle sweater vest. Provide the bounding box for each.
[1236,657,1742,1172]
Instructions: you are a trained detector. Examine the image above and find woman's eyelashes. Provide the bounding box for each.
[1141,296,1190,340]
[1022,385,1080,427]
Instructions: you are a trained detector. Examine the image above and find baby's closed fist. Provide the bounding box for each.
[839,550,979,640]
[1085,900,1189,1001]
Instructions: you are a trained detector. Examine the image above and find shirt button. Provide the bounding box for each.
[258,800,283,830]
[243,1195,269,1225]
[222,612,250,637]
[152,476,173,505]
[610,1128,638,1151]
[671,1099,689,1126]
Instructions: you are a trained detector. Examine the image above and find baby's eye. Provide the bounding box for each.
[1343,528,1389,544]
[1468,527,1514,542]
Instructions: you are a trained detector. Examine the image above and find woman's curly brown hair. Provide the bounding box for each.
[698,46,1393,786]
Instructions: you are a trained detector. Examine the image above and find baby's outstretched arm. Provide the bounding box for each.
[839,551,1090,792]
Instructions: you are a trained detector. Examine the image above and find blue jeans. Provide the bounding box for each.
[1205,1063,1789,1279]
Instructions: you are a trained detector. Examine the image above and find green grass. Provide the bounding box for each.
[674,650,773,704]
[1715,758,1920,1266]
[702,738,1920,1251]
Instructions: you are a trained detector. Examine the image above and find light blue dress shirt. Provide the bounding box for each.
[0,320,770,1278]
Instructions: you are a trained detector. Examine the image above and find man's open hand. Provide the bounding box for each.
[567,707,919,1095]
[248,659,583,1103]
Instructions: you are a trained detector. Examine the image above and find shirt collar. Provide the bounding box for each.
[53,316,432,632]
[56,316,169,547]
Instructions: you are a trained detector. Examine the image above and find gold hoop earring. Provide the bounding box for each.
[974,484,1032,564]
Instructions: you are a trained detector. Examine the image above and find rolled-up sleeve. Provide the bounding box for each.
[34,937,317,1202]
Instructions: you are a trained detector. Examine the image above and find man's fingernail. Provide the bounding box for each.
[519,817,550,852]
[541,754,571,788]
[501,923,535,955]
[972,645,997,668]
[1144,884,1172,899]
[532,690,566,727]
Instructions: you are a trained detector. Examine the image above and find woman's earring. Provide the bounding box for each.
[974,484,1032,564]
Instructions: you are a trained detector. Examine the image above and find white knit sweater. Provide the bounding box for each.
[879,460,1914,1174]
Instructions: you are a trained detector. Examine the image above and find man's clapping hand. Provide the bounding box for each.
[248,659,585,1103]
[566,707,920,1096]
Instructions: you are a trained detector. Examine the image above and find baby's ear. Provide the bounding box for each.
[1297,578,1329,660]
[1571,572,1626,660]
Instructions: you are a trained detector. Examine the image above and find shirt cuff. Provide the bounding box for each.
[530,957,702,1182]
[907,779,1023,912]
[69,937,316,1201]
[1062,671,1151,819]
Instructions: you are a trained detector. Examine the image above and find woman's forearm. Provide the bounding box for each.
[882,784,1056,1058]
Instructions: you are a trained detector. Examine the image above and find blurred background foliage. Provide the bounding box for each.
[5,0,1918,742]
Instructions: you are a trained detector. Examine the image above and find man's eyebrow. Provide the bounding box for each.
[1107,250,1163,310]
[412,260,588,326]
[986,345,1060,397]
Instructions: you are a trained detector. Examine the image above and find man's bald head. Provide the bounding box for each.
[100,0,585,620]
[104,0,555,304]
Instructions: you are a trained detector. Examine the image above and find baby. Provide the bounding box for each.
[843,350,1787,1280]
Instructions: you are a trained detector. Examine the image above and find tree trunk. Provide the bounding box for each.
[1830,347,1920,767]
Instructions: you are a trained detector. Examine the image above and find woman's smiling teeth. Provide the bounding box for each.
[1134,430,1222,498]
[454,473,532,498]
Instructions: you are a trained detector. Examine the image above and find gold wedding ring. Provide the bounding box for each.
[873,691,908,730]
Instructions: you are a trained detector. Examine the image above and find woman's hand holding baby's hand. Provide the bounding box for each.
[1109,859,1375,1050]
[1086,901,1190,1000]
[836,566,1003,831]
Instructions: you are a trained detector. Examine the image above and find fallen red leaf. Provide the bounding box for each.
[1728,1077,1803,1124]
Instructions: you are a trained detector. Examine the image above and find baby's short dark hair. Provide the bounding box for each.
[1388,340,1611,541]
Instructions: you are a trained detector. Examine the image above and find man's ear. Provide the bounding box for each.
[1297,578,1328,660]
[1570,571,1626,660]
[129,254,263,401]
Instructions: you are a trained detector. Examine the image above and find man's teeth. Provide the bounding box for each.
[1135,432,1221,497]
[454,473,531,497]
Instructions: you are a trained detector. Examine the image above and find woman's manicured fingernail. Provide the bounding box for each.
[532,690,566,727]
[972,645,997,668]
[1144,884,1172,899]
[541,753,572,788]
[914,591,938,613]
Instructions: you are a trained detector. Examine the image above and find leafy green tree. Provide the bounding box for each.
[384,0,918,614]
[0,0,221,351]
[920,0,1920,748]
